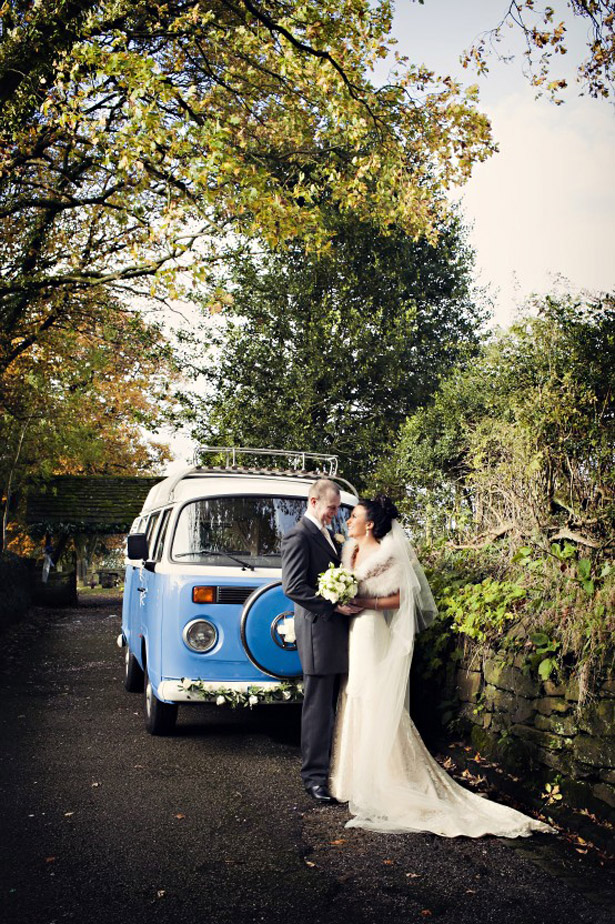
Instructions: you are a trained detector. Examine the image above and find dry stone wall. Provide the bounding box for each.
[451,650,615,824]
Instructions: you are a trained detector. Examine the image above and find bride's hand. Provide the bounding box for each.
[335,602,364,615]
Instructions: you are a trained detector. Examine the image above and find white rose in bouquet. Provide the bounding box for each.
[317,563,358,605]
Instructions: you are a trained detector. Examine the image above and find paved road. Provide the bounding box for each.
[1,601,614,924]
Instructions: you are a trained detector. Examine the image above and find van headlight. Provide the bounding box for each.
[183,619,217,652]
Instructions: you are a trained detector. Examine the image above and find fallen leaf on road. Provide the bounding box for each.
[420,911,432,917]
[383,860,394,865]
[329,839,346,846]
[174,813,186,820]
[91,782,101,788]
[305,860,316,868]
[64,812,74,817]
[45,857,56,863]
[406,873,420,878]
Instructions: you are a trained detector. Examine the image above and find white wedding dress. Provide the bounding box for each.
[329,523,554,838]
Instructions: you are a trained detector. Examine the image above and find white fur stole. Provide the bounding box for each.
[342,533,403,597]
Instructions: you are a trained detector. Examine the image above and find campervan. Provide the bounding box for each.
[118,449,357,734]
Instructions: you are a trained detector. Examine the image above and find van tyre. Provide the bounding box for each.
[124,646,145,692]
[144,667,178,735]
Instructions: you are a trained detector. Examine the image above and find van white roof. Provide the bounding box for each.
[141,467,358,514]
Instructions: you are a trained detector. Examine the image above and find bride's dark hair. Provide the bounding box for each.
[358,494,399,540]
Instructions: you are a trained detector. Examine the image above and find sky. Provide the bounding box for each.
[383,0,615,326]
[162,1,615,472]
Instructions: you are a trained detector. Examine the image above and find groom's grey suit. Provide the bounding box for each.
[281,516,348,788]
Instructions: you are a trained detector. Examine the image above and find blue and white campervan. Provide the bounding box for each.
[118,449,357,734]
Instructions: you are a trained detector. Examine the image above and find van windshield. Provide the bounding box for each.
[171,495,352,567]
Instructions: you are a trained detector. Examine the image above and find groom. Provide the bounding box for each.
[282,479,360,803]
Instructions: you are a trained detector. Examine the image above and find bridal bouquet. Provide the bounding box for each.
[317,563,358,605]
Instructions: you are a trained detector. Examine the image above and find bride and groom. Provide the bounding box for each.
[281,479,553,838]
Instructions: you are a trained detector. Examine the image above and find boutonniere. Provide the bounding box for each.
[334,533,346,545]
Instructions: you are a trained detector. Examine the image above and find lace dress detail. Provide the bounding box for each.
[329,534,554,838]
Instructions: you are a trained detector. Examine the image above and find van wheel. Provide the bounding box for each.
[124,646,144,692]
[144,668,178,735]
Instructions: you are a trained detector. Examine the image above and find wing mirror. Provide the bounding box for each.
[127,533,148,561]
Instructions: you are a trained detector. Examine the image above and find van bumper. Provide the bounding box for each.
[157,679,296,703]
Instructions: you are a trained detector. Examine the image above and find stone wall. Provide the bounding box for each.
[451,650,615,825]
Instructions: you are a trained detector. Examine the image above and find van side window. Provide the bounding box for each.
[144,512,160,557]
[129,516,145,535]
[152,509,172,561]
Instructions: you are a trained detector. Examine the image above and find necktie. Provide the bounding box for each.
[321,526,336,552]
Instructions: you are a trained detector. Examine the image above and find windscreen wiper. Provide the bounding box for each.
[175,549,255,571]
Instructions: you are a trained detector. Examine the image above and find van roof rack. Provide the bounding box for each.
[193,446,339,476]
[191,446,357,496]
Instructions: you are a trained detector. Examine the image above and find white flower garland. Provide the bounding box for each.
[182,679,304,708]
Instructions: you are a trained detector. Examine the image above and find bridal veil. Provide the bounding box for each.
[339,520,554,838]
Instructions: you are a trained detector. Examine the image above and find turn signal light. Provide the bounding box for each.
[192,586,216,604]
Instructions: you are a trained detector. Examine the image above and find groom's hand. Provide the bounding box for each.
[335,603,364,615]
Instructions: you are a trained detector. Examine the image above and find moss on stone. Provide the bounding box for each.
[573,734,615,768]
[483,658,540,698]
[577,699,615,737]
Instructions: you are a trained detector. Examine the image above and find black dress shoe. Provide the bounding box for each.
[305,784,338,803]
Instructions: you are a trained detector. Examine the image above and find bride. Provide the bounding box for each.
[329,495,554,838]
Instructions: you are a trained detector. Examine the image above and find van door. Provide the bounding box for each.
[136,510,168,682]
[123,515,145,655]
[125,512,160,664]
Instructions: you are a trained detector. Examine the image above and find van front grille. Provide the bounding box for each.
[216,586,258,605]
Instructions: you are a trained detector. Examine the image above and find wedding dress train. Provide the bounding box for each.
[329,525,554,838]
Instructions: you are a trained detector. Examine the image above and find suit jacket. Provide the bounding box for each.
[281,516,349,675]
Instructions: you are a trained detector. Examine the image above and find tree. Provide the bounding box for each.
[0,303,177,550]
[460,0,615,102]
[1,0,494,376]
[187,209,485,489]
[385,292,615,543]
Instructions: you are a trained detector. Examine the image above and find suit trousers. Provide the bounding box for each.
[300,673,341,787]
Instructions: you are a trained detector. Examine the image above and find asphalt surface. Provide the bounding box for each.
[1,599,614,924]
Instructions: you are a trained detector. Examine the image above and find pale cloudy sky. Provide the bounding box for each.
[385,0,615,326]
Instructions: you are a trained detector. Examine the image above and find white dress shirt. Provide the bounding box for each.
[305,510,337,552]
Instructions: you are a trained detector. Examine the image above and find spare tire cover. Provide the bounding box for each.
[240,581,302,679]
